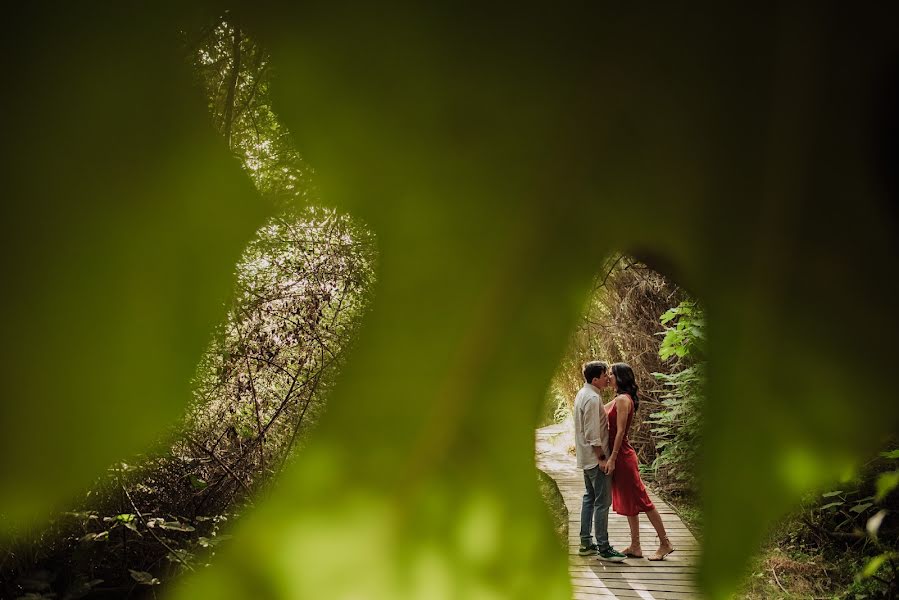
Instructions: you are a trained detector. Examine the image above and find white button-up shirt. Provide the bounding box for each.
[573,382,611,469]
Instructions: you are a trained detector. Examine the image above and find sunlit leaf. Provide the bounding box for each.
[129,570,160,585]
[875,471,899,502]
[859,554,889,579]
[79,530,109,543]
[866,509,888,539]
[160,520,195,532]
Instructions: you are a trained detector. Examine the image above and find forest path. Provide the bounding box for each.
[537,423,703,599]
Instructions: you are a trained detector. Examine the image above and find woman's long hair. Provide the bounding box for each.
[611,362,639,412]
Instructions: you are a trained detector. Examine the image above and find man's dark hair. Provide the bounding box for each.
[583,361,608,383]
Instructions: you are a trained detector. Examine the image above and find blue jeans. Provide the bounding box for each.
[580,465,611,549]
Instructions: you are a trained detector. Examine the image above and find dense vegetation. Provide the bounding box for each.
[0,22,375,599]
[4,5,898,600]
[550,261,899,599]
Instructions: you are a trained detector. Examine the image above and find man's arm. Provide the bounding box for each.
[583,396,609,467]
[592,445,608,470]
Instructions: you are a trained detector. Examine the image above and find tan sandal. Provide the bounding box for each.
[647,536,675,561]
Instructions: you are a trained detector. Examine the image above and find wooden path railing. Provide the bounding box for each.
[537,423,703,599]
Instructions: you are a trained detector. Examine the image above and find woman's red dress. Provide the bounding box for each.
[608,394,655,516]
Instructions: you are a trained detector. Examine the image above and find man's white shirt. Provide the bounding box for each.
[573,383,611,470]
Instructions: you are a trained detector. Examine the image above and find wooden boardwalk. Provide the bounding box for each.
[537,423,703,599]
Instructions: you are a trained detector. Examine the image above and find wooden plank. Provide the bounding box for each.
[536,425,704,599]
[571,578,699,592]
[573,589,700,600]
[568,564,697,572]
[569,572,697,582]
[567,552,701,558]
[569,561,698,570]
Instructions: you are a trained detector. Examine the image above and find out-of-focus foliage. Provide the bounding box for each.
[1,20,375,598]
[2,4,899,600]
[0,6,272,529]
[756,446,899,599]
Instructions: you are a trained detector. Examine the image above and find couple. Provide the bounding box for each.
[574,361,675,561]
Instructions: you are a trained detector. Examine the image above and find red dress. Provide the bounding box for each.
[608,395,655,516]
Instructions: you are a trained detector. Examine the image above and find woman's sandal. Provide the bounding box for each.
[622,546,644,559]
[647,536,675,561]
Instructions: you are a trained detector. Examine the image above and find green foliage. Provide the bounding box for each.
[650,301,706,489]
[658,301,706,362]
[2,22,376,599]
[129,569,161,586]
[0,8,271,531]
[4,6,899,600]
[875,471,899,502]
[790,446,899,597]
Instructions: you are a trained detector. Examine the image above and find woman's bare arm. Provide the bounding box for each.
[606,395,631,475]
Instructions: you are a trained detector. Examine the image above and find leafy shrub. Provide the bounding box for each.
[649,301,705,491]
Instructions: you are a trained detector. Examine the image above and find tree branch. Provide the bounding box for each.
[121,484,194,572]
[222,27,242,149]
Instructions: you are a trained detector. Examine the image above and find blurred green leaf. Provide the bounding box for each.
[2,5,899,600]
[875,471,899,502]
[0,6,271,530]
[859,554,890,579]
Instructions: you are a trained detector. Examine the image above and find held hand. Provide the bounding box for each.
[598,458,608,472]
[605,458,616,475]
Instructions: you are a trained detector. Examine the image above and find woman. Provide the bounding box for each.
[605,362,675,561]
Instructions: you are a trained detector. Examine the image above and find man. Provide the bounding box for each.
[573,361,626,561]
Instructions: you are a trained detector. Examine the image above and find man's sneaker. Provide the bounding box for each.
[597,547,627,562]
[578,543,599,556]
